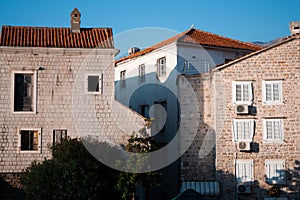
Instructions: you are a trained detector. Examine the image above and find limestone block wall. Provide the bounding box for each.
[0,47,145,173]
[178,74,216,181]
[213,37,300,199]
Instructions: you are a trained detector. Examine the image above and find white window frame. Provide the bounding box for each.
[235,159,254,182]
[86,74,102,94]
[232,119,254,142]
[265,159,285,184]
[18,128,42,153]
[262,80,282,104]
[263,118,284,143]
[11,70,37,114]
[138,64,145,84]
[232,81,253,105]
[157,57,166,77]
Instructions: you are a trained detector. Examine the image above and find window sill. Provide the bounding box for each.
[12,111,36,114]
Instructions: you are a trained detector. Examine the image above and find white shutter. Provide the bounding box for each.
[236,160,253,182]
[265,160,285,184]
[265,83,272,101]
[233,119,254,142]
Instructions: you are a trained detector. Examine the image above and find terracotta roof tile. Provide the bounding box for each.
[116,28,262,64]
[0,25,114,48]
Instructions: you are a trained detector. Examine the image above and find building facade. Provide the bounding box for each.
[178,24,300,199]
[0,8,144,187]
[115,28,261,199]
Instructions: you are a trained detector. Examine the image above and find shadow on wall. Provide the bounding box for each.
[0,175,24,200]
[216,160,300,200]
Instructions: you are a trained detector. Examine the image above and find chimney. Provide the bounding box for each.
[70,8,81,33]
[289,21,300,35]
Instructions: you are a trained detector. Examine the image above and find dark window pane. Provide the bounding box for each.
[88,76,99,92]
[14,73,33,111]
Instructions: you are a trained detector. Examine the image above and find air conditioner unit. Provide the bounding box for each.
[238,141,251,151]
[235,104,249,114]
[237,182,251,194]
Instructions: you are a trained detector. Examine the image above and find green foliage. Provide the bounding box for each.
[19,138,121,200]
[116,133,162,200]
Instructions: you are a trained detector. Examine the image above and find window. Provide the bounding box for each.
[232,81,252,104]
[19,129,41,152]
[263,80,282,104]
[235,159,253,182]
[12,71,37,113]
[53,129,67,144]
[157,57,166,77]
[265,160,285,184]
[140,104,149,118]
[233,119,254,142]
[120,70,126,89]
[153,100,167,134]
[87,75,100,93]
[138,64,145,83]
[263,119,283,143]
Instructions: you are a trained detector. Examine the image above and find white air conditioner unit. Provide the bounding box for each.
[235,104,249,114]
[238,141,251,151]
[237,182,251,194]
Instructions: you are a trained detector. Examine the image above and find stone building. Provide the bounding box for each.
[178,23,300,199]
[0,8,144,190]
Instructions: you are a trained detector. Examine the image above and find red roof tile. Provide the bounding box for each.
[116,28,262,64]
[0,25,114,48]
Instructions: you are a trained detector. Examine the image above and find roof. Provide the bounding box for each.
[0,25,114,48]
[116,28,262,64]
[213,33,300,72]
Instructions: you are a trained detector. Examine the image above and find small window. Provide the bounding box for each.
[153,100,167,134]
[140,104,149,118]
[120,70,126,89]
[265,159,285,184]
[262,80,282,104]
[232,81,252,104]
[13,71,37,113]
[19,129,40,152]
[157,57,166,77]
[87,75,100,92]
[233,119,254,142]
[53,129,67,144]
[235,159,253,182]
[138,64,145,83]
[263,119,283,143]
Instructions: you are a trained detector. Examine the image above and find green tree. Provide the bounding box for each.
[19,138,121,200]
[116,126,162,200]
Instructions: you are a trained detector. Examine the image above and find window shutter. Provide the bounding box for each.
[274,120,281,139]
[236,160,253,182]
[273,83,280,101]
[265,83,272,102]
[265,160,285,184]
[243,83,249,101]
[266,121,273,139]
[235,84,242,102]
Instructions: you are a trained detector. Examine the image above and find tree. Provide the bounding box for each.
[19,138,121,200]
[116,126,162,200]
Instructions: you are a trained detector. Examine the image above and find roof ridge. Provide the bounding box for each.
[184,28,261,49]
[116,28,262,64]
[1,25,112,30]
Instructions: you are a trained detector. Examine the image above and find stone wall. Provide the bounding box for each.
[178,74,216,181]
[179,35,300,199]
[0,47,145,173]
[213,36,300,199]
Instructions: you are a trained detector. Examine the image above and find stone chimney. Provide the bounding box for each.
[289,22,300,35]
[70,8,81,33]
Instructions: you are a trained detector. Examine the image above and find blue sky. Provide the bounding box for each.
[0,0,299,43]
